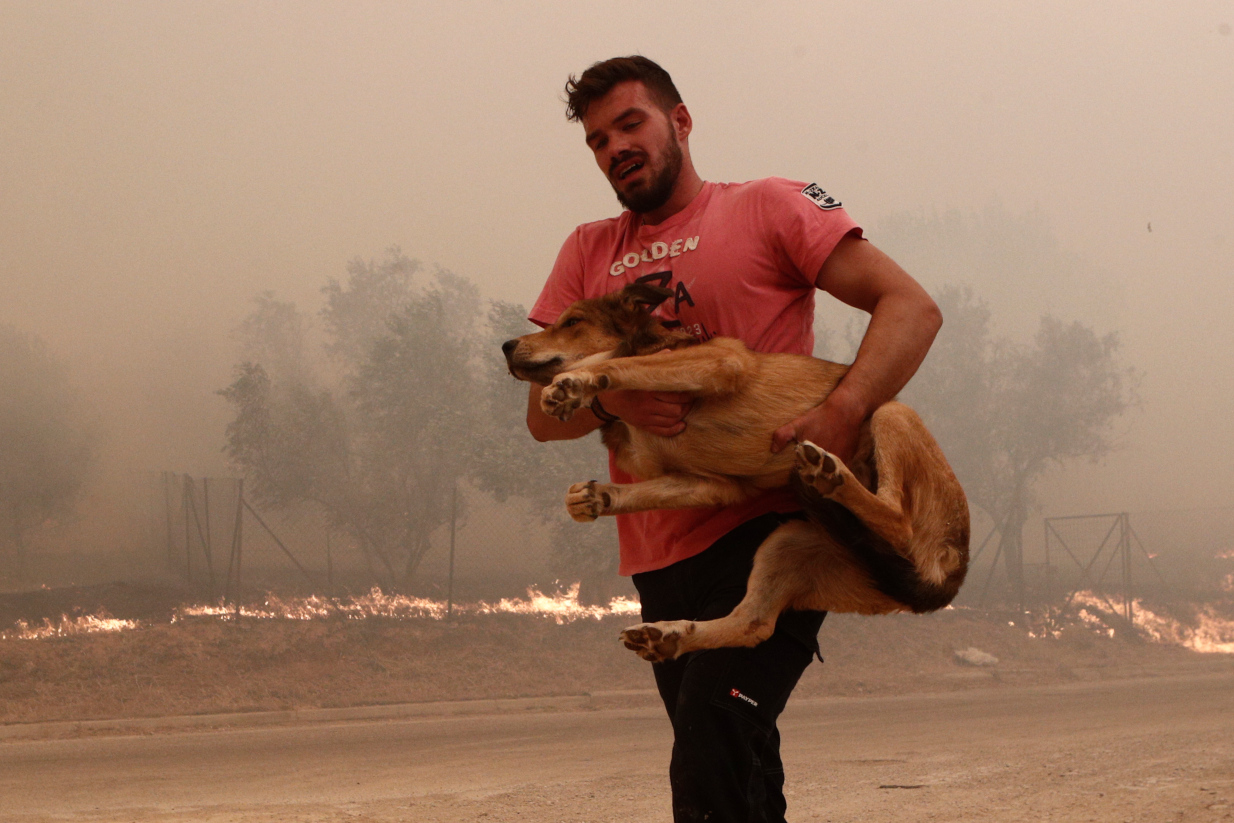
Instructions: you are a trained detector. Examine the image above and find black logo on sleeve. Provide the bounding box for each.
[801,183,842,210]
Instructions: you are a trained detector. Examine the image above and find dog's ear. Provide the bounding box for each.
[619,282,673,313]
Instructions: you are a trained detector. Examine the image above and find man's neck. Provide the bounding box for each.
[638,167,705,226]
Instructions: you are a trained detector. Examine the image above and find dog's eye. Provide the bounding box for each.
[561,317,582,328]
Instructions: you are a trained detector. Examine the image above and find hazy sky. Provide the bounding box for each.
[1,1,1231,517]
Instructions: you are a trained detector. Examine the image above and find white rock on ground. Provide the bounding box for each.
[954,646,999,666]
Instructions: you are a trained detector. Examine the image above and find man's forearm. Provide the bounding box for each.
[525,383,604,442]
[829,289,942,419]
[772,279,941,458]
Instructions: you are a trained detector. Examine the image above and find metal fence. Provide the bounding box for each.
[959,506,1234,609]
[146,472,615,604]
[139,476,1234,610]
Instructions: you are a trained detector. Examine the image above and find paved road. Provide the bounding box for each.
[2,673,1232,822]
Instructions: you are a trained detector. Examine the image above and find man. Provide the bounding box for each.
[525,56,941,822]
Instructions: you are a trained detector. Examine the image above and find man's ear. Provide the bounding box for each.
[620,282,673,312]
[670,102,692,143]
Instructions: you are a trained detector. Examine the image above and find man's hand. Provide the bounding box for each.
[771,387,867,463]
[600,389,693,437]
[769,235,942,462]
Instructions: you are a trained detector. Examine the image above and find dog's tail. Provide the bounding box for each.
[789,475,966,613]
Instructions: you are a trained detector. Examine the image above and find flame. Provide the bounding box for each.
[177,590,449,621]
[1070,591,1234,654]
[174,583,641,626]
[0,613,139,641]
[14,584,1229,655]
[1,584,641,641]
[476,585,641,623]
[1073,606,1116,638]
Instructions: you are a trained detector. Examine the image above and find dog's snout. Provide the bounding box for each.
[501,339,519,359]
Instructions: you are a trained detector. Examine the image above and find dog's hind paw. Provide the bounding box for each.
[794,440,844,495]
[566,480,613,521]
[620,621,692,662]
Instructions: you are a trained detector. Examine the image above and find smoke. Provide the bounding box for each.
[0,3,1230,583]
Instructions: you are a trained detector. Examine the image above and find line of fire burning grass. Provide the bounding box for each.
[0,583,641,640]
[0,613,141,641]
[1065,591,1234,654]
[175,583,641,625]
[3,585,1233,655]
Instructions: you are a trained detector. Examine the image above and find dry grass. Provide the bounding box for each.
[0,583,1231,725]
[0,613,646,724]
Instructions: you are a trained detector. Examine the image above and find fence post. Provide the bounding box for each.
[447,484,457,620]
[1042,518,1051,606]
[326,532,334,597]
[233,479,244,618]
[1121,512,1133,622]
[203,477,212,576]
[163,472,175,571]
[183,475,192,583]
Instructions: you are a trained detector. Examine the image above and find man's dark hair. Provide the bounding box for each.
[564,56,683,123]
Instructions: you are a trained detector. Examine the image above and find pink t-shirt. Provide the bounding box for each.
[530,177,861,576]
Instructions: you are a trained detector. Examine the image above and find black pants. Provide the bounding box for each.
[632,513,827,823]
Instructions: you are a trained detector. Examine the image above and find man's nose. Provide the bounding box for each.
[607,143,635,171]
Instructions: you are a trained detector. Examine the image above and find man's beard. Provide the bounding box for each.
[613,135,683,215]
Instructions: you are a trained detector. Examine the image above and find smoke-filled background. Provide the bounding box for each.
[1,1,1231,597]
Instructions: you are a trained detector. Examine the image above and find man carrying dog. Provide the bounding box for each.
[524,56,941,822]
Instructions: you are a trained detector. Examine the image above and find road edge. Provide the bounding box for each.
[0,689,664,741]
[5,667,1231,742]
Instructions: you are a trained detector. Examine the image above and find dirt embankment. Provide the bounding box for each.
[0,583,1230,726]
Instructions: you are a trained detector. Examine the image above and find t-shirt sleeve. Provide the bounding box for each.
[759,177,863,288]
[529,228,587,328]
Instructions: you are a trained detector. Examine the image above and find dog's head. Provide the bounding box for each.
[502,282,694,383]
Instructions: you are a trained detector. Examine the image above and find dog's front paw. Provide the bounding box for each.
[794,440,844,495]
[540,371,606,421]
[566,480,614,522]
[620,621,692,662]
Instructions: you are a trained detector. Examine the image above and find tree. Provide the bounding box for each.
[321,251,421,366]
[224,248,627,596]
[0,326,94,579]
[346,270,482,584]
[221,248,483,588]
[902,286,1140,605]
[235,291,313,387]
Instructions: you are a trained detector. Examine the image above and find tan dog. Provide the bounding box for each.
[503,282,969,662]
